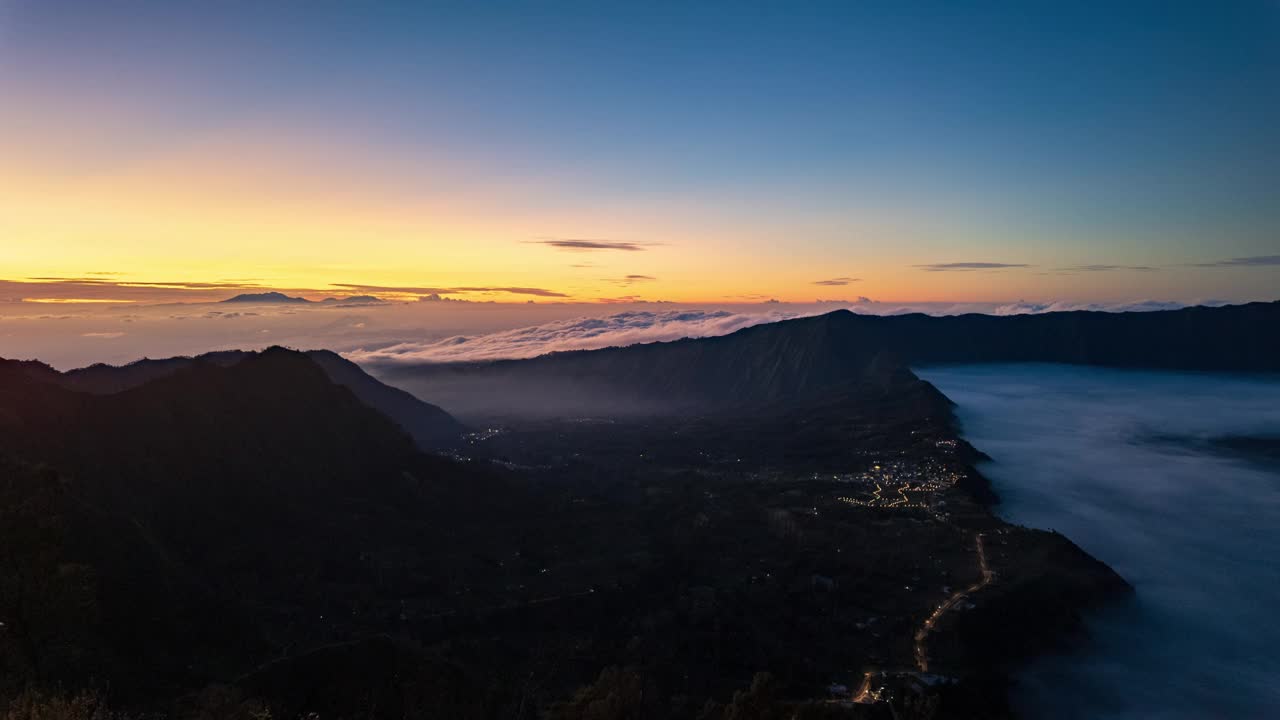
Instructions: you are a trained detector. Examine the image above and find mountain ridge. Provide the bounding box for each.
[9,348,464,450]
[375,301,1280,420]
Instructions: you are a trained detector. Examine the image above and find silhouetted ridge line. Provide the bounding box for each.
[372,301,1279,421]
[377,311,938,419]
[18,347,464,450]
[815,300,1280,371]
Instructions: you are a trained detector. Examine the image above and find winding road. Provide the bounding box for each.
[913,533,994,672]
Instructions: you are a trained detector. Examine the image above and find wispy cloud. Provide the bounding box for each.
[1,278,572,305]
[604,274,658,286]
[2,278,273,304]
[812,276,861,286]
[530,238,653,252]
[316,284,569,298]
[915,262,1031,272]
[25,277,265,290]
[1192,255,1280,268]
[1058,265,1159,272]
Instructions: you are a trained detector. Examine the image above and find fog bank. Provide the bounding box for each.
[921,365,1280,718]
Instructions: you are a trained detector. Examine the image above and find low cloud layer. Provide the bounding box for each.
[922,365,1280,719]
[991,299,1229,315]
[347,309,803,364]
[3,293,1262,371]
[347,298,1234,365]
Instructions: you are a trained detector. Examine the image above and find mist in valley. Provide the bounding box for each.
[921,364,1280,718]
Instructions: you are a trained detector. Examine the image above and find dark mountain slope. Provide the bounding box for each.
[49,349,464,450]
[380,311,921,418]
[377,301,1280,420]
[0,456,263,700]
[0,349,523,707]
[306,350,464,450]
[0,337,1133,718]
[820,301,1280,371]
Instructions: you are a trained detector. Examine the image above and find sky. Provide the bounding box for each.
[0,1,1278,371]
[0,0,1277,308]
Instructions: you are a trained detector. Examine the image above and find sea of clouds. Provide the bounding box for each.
[344,308,802,363]
[345,298,1233,364]
[922,365,1280,719]
[0,296,1239,370]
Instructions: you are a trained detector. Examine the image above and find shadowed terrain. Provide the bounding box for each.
[0,313,1139,719]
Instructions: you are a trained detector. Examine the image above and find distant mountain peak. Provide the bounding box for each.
[222,291,311,304]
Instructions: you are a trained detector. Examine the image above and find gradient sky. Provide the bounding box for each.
[2,0,1278,305]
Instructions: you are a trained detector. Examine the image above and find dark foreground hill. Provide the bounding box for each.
[375,301,1280,420]
[22,348,464,451]
[0,341,1127,719]
[0,349,512,704]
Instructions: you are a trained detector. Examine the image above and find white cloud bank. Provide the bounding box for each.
[3,296,1253,370]
[346,309,805,363]
[346,298,1236,365]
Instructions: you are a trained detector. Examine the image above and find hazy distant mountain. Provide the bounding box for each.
[221,291,312,304]
[220,292,385,304]
[37,348,464,450]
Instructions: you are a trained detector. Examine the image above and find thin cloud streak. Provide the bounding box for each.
[1192,255,1280,268]
[812,277,861,286]
[1,278,572,304]
[330,283,569,298]
[530,238,653,252]
[915,262,1031,272]
[603,274,658,286]
[1058,265,1159,272]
